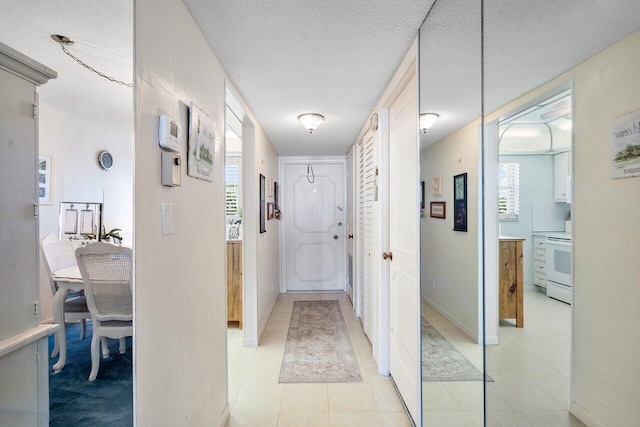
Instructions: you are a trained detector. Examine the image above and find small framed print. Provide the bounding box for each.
[267,202,275,220]
[260,174,266,233]
[38,154,54,205]
[432,177,442,196]
[268,178,274,197]
[430,201,446,219]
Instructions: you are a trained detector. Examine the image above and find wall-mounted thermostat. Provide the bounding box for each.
[161,152,181,187]
[158,114,182,152]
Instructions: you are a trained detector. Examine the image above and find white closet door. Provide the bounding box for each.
[357,130,375,340]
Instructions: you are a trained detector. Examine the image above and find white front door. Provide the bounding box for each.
[284,162,345,292]
[388,74,420,422]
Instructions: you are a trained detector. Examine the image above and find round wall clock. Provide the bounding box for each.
[98,150,113,170]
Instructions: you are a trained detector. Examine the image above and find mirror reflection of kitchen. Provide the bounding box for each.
[225,89,244,330]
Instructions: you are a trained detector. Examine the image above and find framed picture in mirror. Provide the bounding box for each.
[453,173,467,232]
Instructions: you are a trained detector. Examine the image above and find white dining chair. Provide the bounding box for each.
[75,242,133,381]
[41,233,91,358]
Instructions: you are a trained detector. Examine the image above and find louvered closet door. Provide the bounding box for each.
[357,130,375,341]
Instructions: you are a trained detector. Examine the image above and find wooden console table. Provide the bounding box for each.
[227,241,243,329]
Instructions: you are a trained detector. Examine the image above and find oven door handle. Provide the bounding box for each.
[546,238,571,247]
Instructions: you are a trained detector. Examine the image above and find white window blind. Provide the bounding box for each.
[226,164,239,218]
[498,161,520,220]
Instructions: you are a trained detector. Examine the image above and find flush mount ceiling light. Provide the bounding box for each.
[298,113,324,134]
[420,113,439,133]
[50,34,133,88]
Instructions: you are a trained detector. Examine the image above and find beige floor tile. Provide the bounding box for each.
[244,362,282,384]
[226,411,279,427]
[520,409,586,427]
[422,383,462,411]
[328,383,377,412]
[370,382,405,412]
[422,410,472,427]
[229,382,242,407]
[277,412,330,427]
[233,384,284,412]
[379,411,413,427]
[329,412,382,427]
[281,384,329,412]
[481,410,533,426]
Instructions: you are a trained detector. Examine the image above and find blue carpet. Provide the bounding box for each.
[48,323,133,427]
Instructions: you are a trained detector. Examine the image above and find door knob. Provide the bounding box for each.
[382,252,393,261]
[333,235,338,239]
[348,234,354,239]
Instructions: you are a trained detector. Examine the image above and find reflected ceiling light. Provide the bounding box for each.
[420,113,439,133]
[298,113,324,133]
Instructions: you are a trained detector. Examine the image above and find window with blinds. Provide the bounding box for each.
[226,164,240,219]
[498,160,520,220]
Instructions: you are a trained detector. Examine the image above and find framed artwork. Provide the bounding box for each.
[420,181,425,209]
[38,154,54,205]
[430,201,446,219]
[187,103,215,181]
[453,173,467,232]
[432,177,442,196]
[268,178,274,197]
[259,174,266,233]
[267,202,275,220]
[274,182,279,209]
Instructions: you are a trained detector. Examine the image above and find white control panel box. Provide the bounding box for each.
[158,114,182,152]
[161,152,181,187]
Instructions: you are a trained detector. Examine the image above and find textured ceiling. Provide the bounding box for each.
[184,0,434,156]
[0,0,133,130]
[420,0,640,148]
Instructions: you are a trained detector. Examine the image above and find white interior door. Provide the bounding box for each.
[345,149,355,301]
[388,74,420,422]
[284,162,345,292]
[357,131,375,340]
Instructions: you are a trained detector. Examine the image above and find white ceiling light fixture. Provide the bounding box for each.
[420,113,439,133]
[298,113,324,134]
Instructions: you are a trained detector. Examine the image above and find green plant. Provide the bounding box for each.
[100,226,123,244]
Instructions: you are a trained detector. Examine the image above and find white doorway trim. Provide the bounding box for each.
[278,156,347,293]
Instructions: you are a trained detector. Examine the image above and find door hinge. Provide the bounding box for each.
[33,204,39,218]
[33,104,38,119]
[34,301,40,316]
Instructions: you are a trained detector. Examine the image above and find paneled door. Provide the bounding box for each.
[283,162,345,291]
[388,74,420,422]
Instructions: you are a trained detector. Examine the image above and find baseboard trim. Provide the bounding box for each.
[257,294,279,343]
[242,336,258,347]
[217,404,230,427]
[484,335,499,345]
[421,294,480,344]
[569,401,606,427]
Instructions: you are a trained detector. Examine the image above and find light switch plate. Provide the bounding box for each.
[161,203,173,235]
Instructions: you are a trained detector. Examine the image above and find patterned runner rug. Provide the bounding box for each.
[279,300,362,383]
[422,317,490,382]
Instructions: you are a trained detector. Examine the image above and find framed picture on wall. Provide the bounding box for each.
[268,178,274,197]
[430,201,446,219]
[38,154,54,205]
[187,103,215,181]
[259,174,266,233]
[453,173,467,232]
[267,202,274,220]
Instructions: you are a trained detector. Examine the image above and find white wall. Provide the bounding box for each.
[135,0,279,424]
[420,124,480,341]
[499,155,555,287]
[570,29,640,427]
[38,101,133,322]
[135,0,227,424]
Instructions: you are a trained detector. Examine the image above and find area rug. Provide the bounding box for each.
[279,300,362,383]
[422,318,490,382]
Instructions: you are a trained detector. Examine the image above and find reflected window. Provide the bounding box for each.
[498,160,520,220]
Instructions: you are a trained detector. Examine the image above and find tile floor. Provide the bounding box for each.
[421,288,585,426]
[226,292,413,427]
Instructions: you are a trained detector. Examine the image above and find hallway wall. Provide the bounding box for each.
[420,124,480,342]
[135,0,275,424]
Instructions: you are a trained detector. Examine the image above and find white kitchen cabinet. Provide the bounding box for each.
[554,151,571,202]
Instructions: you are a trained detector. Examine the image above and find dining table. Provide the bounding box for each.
[51,265,84,372]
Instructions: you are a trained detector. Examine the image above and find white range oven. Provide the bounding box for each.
[546,235,572,304]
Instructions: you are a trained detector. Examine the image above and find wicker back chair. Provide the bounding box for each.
[76,243,132,381]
